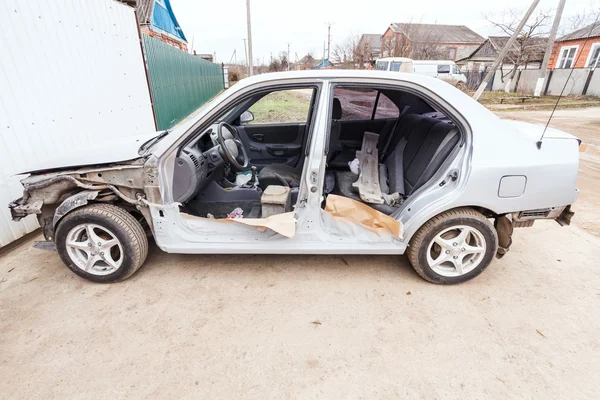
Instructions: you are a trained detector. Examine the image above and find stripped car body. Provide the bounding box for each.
[8,70,580,284]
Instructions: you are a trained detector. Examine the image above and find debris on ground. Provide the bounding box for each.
[536,329,547,338]
[226,207,244,219]
[311,320,321,325]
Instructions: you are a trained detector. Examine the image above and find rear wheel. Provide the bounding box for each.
[407,208,497,284]
[55,203,148,283]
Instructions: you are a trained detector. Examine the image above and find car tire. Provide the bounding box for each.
[407,208,498,284]
[55,203,148,283]
[456,82,467,91]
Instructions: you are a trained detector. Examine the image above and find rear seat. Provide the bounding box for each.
[383,114,460,196]
[331,113,460,214]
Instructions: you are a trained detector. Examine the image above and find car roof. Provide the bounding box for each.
[236,69,442,89]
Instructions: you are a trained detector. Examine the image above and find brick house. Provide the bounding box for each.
[136,0,188,52]
[381,23,484,61]
[549,23,600,69]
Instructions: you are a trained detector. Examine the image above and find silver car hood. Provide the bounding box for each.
[18,132,160,174]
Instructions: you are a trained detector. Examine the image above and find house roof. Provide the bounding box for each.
[136,0,187,42]
[359,34,382,49]
[458,36,546,63]
[388,23,484,44]
[557,22,600,42]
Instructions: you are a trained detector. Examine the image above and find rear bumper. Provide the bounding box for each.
[555,205,574,227]
[511,204,574,227]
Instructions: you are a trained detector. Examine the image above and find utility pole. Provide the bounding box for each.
[287,42,291,71]
[473,0,541,101]
[534,0,566,96]
[246,0,254,76]
[326,22,333,61]
[242,38,248,74]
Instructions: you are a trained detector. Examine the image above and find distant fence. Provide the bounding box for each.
[488,67,600,97]
[143,35,224,130]
[464,71,494,91]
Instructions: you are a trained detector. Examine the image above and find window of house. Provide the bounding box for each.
[437,65,451,74]
[586,43,600,68]
[333,88,399,120]
[245,89,312,124]
[557,46,578,68]
[448,48,457,60]
[390,62,402,72]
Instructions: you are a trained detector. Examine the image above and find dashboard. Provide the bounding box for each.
[172,125,230,203]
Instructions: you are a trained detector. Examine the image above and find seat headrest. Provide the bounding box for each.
[332,98,342,120]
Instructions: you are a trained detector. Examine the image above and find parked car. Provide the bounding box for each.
[412,60,468,90]
[9,70,579,284]
[375,57,414,73]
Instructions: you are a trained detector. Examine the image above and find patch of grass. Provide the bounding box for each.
[469,90,600,106]
[247,90,312,124]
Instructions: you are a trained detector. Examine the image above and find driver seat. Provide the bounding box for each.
[257,98,342,190]
[257,163,301,189]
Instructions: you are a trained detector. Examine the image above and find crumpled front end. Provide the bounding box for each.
[8,157,161,241]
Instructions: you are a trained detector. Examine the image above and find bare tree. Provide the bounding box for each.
[332,33,359,68]
[381,22,448,60]
[267,51,289,72]
[485,9,551,84]
[559,9,600,36]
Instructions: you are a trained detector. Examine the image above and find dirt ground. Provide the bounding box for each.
[1,109,600,399]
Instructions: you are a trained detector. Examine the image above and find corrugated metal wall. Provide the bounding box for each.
[0,0,156,248]
[143,34,224,130]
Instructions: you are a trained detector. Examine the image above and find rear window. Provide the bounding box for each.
[334,88,376,120]
[333,88,399,120]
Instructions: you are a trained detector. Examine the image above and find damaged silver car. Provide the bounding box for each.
[9,71,579,284]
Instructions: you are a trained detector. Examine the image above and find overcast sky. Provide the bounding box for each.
[171,0,599,64]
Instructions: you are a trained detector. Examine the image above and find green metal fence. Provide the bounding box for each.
[142,35,223,130]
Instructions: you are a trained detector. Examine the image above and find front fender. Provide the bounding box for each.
[52,190,99,229]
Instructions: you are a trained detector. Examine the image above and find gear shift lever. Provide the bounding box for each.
[248,166,257,186]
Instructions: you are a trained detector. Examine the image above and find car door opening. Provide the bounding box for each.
[171,86,319,223]
[324,85,462,215]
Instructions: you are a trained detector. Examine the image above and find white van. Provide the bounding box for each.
[375,57,414,73]
[412,60,467,89]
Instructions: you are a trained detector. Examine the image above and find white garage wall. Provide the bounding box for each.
[0,0,156,247]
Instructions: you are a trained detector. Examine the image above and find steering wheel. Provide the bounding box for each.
[216,122,249,171]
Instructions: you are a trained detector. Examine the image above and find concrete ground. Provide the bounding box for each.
[1,109,599,399]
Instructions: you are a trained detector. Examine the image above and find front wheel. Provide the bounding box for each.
[407,208,498,284]
[456,82,467,91]
[55,203,148,283]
